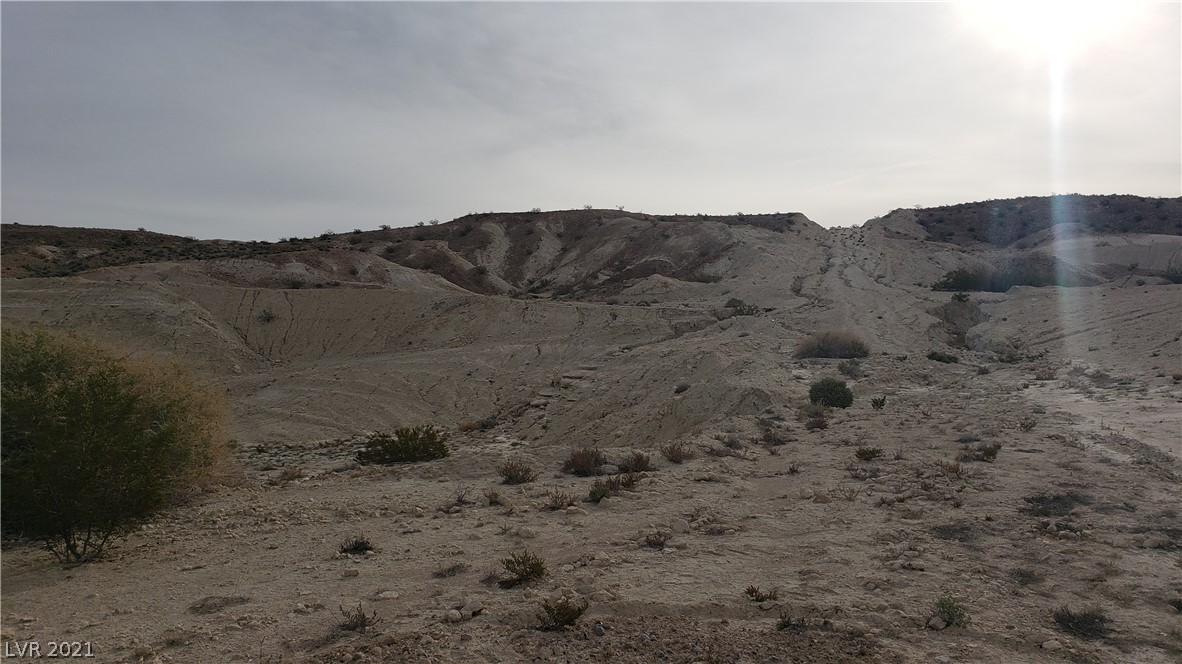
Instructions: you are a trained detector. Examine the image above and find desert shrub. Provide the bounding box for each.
[537,597,588,631]
[499,550,547,588]
[338,603,382,633]
[927,351,959,364]
[933,596,970,628]
[976,365,991,375]
[284,276,305,289]
[645,531,671,549]
[855,447,884,461]
[339,535,374,555]
[870,396,886,410]
[432,562,469,578]
[257,308,276,324]
[1008,568,1042,586]
[497,460,537,485]
[617,451,654,473]
[744,585,778,602]
[586,476,625,503]
[961,442,1002,463]
[951,292,970,302]
[809,378,854,408]
[356,426,449,464]
[837,359,862,378]
[724,298,760,316]
[777,614,815,633]
[793,329,870,359]
[1053,607,1111,640]
[1018,417,1037,431]
[659,442,695,463]
[1019,492,1091,517]
[1,328,229,562]
[761,430,790,446]
[544,490,578,511]
[562,447,606,476]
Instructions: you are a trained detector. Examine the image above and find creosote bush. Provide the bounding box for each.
[809,378,854,408]
[793,329,870,359]
[537,597,589,631]
[356,426,449,464]
[1,328,230,563]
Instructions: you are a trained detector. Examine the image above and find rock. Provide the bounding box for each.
[134,645,155,658]
[926,617,947,630]
[460,600,483,618]
[565,506,585,515]
[377,591,400,600]
[445,609,463,623]
[592,623,606,636]
[1057,530,1077,540]
[813,493,833,504]
[516,527,537,539]
[758,600,777,611]
[1041,639,1062,651]
[671,519,690,534]
[342,569,360,578]
[591,590,615,602]
[597,497,612,508]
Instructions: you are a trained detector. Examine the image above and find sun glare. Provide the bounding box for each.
[956,0,1149,61]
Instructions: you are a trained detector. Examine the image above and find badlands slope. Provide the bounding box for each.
[1,197,1180,663]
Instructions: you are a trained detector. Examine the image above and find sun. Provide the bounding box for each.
[955,0,1151,61]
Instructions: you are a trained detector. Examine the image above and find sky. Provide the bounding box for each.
[2,1,1179,241]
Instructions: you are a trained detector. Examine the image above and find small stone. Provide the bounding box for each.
[813,494,832,504]
[1057,530,1077,540]
[445,609,463,623]
[377,591,400,600]
[342,569,360,578]
[926,617,947,630]
[592,623,606,637]
[671,519,690,534]
[516,527,538,539]
[461,600,483,617]
[1041,639,1062,651]
[758,600,777,611]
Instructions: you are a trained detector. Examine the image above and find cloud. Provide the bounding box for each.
[2,2,1178,239]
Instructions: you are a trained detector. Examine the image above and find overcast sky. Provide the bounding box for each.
[3,2,1179,240]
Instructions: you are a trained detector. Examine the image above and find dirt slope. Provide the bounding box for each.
[1,206,1180,663]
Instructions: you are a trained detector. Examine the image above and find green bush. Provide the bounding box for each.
[356,426,449,464]
[808,378,854,408]
[537,597,588,631]
[933,596,971,628]
[499,550,547,588]
[927,351,960,364]
[724,298,761,316]
[1,328,229,562]
[794,330,869,359]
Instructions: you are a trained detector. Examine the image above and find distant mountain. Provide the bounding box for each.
[867,194,1182,246]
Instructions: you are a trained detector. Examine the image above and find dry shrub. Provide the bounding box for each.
[497,460,537,485]
[562,447,606,476]
[745,585,778,602]
[339,603,382,633]
[544,490,578,511]
[660,442,696,463]
[793,329,870,359]
[617,451,654,473]
[537,597,588,631]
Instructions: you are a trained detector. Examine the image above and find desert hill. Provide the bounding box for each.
[1,197,1181,663]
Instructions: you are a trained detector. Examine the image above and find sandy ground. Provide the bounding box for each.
[2,222,1180,663]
